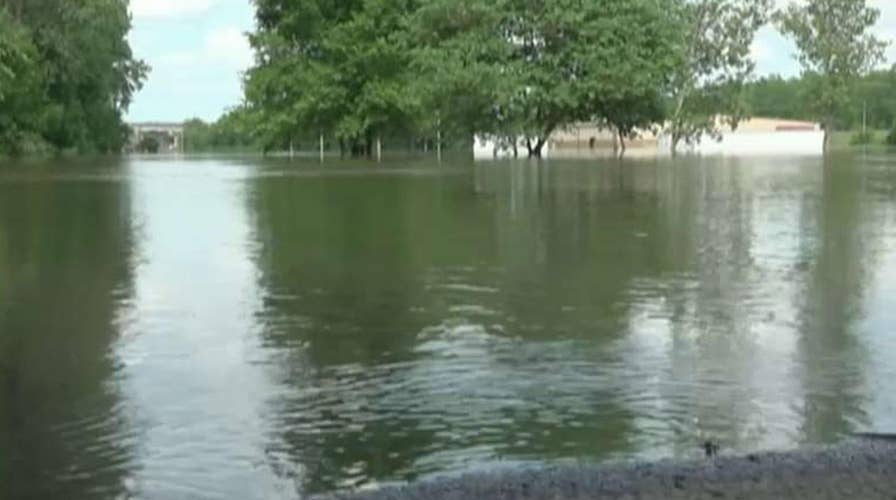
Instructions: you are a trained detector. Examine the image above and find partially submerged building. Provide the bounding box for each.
[473,118,824,160]
[659,118,824,156]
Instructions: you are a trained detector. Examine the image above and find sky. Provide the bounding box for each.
[126,0,896,124]
[126,0,255,123]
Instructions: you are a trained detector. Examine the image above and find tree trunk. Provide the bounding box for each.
[670,134,681,157]
[530,137,547,157]
[617,129,627,158]
[531,124,556,158]
[824,116,833,153]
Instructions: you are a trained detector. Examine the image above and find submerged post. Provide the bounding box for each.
[436,118,442,163]
[863,100,868,135]
[319,133,325,163]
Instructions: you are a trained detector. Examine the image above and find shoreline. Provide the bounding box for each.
[328,436,896,500]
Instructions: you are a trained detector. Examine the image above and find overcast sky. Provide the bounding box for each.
[125,0,896,123]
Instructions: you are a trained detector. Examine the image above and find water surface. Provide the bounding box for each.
[2,154,896,498]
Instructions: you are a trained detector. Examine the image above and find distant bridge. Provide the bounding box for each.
[129,122,184,153]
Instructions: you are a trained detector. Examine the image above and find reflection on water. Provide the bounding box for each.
[2,154,896,497]
[0,161,137,499]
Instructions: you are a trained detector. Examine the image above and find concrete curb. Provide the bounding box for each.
[325,437,896,500]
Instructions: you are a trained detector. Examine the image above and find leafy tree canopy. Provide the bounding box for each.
[0,0,147,155]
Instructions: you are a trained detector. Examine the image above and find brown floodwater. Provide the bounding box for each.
[1,153,895,498]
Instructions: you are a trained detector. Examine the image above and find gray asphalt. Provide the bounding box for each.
[326,436,896,500]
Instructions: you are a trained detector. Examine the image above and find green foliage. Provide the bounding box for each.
[0,9,46,154]
[136,136,160,153]
[183,107,260,152]
[776,0,888,149]
[246,0,689,157]
[849,130,873,145]
[744,76,805,121]
[665,0,771,154]
[887,123,896,146]
[745,70,896,132]
[244,0,888,157]
[0,1,146,156]
[246,0,417,154]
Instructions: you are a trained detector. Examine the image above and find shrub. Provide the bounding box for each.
[850,130,874,146]
[136,136,161,153]
[886,124,896,146]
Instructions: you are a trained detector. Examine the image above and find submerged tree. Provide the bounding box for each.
[247,0,682,158]
[665,0,770,155]
[598,92,666,157]
[776,0,887,151]
[410,0,509,151]
[247,0,420,156]
[413,0,682,157]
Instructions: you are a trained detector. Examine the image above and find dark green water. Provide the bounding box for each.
[2,154,896,498]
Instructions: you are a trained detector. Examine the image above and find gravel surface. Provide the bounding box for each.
[326,436,896,500]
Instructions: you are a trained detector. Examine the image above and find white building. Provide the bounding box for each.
[659,118,824,156]
[474,118,825,160]
[473,136,552,159]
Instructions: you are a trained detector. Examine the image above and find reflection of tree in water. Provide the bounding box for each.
[611,157,881,455]
[662,161,766,453]
[250,174,459,492]
[795,159,878,442]
[519,158,869,457]
[248,158,888,495]
[249,167,649,494]
[0,170,137,498]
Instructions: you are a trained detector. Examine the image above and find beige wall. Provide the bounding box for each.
[550,123,659,150]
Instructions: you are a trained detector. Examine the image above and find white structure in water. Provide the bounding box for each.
[659,118,825,156]
[473,117,824,159]
[473,136,553,159]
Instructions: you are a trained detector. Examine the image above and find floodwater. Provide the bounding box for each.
[2,153,896,498]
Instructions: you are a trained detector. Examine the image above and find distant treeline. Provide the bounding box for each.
[0,1,146,156]
[182,108,470,153]
[745,70,896,131]
[197,68,896,154]
[182,109,257,152]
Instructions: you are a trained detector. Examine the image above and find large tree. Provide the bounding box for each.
[776,0,887,151]
[0,8,44,153]
[247,0,419,156]
[0,0,147,154]
[412,0,681,157]
[665,0,770,155]
[409,0,509,150]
